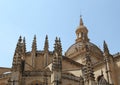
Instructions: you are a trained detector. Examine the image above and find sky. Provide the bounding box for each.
[0,0,120,67]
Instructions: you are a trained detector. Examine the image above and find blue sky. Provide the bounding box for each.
[0,0,120,67]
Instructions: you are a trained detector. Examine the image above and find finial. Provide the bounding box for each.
[34,35,36,40]
[54,37,58,51]
[32,35,37,51]
[18,36,22,43]
[46,35,48,40]
[55,37,59,45]
[103,40,109,56]
[44,35,49,52]
[33,35,37,44]
[80,15,84,26]
[56,37,58,41]
[59,38,61,42]
[23,37,25,43]
[23,37,26,53]
[54,37,62,56]
[14,36,23,56]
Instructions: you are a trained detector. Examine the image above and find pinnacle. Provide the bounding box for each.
[103,40,109,55]
[23,37,26,43]
[18,36,22,43]
[32,35,37,51]
[45,35,48,40]
[44,35,49,52]
[80,16,84,26]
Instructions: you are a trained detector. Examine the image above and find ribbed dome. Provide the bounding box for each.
[65,42,103,59]
[65,17,104,61]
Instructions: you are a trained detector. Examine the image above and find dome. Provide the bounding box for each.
[65,17,104,62]
[65,42,103,60]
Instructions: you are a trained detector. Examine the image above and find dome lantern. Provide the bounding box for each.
[75,17,89,43]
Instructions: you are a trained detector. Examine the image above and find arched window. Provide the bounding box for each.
[97,75,108,85]
[78,33,81,38]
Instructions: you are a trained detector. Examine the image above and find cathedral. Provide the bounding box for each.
[0,17,120,85]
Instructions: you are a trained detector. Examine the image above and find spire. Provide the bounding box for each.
[83,55,95,82]
[54,37,62,56]
[31,35,37,69]
[58,38,62,56]
[103,40,110,56]
[54,37,59,53]
[14,36,23,55]
[44,35,49,52]
[52,52,62,85]
[44,35,49,67]
[32,35,37,52]
[82,45,95,83]
[12,36,23,71]
[80,15,84,26]
[104,41,113,84]
[23,37,26,54]
[16,36,23,53]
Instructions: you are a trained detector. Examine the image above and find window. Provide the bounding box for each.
[97,75,108,85]
[78,33,81,38]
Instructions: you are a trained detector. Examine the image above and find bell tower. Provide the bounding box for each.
[75,16,89,43]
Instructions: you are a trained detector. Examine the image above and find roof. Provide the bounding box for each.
[65,41,103,60]
[113,52,120,61]
[0,67,11,75]
[62,56,83,67]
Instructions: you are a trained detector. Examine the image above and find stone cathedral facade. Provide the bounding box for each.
[0,17,120,85]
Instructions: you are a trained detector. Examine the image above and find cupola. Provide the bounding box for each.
[76,17,89,43]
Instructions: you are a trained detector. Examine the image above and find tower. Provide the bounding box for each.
[10,36,25,85]
[51,37,62,85]
[44,35,49,67]
[103,41,115,85]
[82,45,96,85]
[31,35,37,69]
